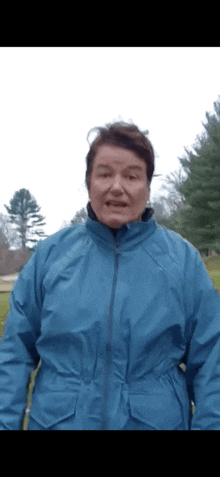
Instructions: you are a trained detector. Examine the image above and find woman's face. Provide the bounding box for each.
[89,145,149,229]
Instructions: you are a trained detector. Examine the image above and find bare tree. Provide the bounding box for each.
[71,207,88,226]
[0,213,21,249]
[158,168,186,217]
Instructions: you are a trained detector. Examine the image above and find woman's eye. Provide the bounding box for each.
[100,173,110,178]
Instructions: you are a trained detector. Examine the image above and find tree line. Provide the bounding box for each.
[153,95,220,256]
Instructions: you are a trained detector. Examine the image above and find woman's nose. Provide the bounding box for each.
[110,177,123,192]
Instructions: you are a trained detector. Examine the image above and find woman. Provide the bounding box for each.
[0,121,220,430]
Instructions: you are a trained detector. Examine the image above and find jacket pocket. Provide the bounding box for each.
[129,392,183,430]
[28,391,78,430]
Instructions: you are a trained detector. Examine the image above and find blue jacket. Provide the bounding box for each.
[0,205,220,430]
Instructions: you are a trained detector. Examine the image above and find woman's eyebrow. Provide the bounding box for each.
[95,165,144,171]
[96,164,111,169]
[125,165,143,171]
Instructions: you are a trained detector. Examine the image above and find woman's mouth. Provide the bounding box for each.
[106,201,127,207]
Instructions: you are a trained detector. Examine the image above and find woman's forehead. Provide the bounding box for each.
[93,145,147,170]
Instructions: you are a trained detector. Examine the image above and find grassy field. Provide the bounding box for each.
[203,255,220,290]
[208,270,220,290]
[0,292,10,338]
[0,275,16,337]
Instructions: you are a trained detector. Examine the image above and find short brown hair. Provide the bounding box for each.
[85,121,155,190]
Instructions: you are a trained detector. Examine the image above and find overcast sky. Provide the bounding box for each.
[1,47,220,236]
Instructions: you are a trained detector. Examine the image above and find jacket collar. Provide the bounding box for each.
[85,202,156,248]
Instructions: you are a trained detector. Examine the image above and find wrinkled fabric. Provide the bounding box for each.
[0,204,220,430]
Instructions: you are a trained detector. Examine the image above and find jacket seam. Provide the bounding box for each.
[143,245,183,296]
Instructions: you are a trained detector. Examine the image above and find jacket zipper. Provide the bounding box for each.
[102,242,119,429]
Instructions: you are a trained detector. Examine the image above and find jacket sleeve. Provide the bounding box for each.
[184,250,220,430]
[0,244,43,430]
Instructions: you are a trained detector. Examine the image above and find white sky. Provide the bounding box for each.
[1,47,220,237]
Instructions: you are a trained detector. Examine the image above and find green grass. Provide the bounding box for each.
[207,270,220,290]
[0,292,10,338]
[203,254,220,291]
[203,254,220,267]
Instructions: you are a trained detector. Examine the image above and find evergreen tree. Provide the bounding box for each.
[4,188,47,249]
[177,96,220,254]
